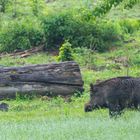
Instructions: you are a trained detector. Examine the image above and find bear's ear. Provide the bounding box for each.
[90,83,94,91]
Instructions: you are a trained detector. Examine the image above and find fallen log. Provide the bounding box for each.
[0,45,44,58]
[0,61,84,99]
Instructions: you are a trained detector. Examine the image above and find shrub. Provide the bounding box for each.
[100,21,122,41]
[42,12,72,50]
[0,19,44,52]
[42,12,123,52]
[58,40,73,62]
[0,0,10,13]
[42,12,101,50]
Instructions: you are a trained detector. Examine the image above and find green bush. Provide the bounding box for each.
[42,12,122,52]
[100,21,122,41]
[0,19,44,52]
[42,12,102,50]
[58,40,73,62]
[42,13,72,50]
[0,0,10,13]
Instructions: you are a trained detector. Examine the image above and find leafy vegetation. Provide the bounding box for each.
[92,0,140,17]
[0,0,140,53]
[58,40,73,61]
[0,18,44,52]
[0,0,9,13]
[42,12,125,52]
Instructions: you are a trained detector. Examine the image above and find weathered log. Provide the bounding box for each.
[0,61,84,99]
[0,45,44,58]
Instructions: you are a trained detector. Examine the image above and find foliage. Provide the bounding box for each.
[0,0,10,13]
[92,0,140,17]
[32,0,39,16]
[124,0,140,8]
[42,12,124,52]
[100,21,122,41]
[42,13,70,50]
[31,0,46,17]
[0,19,44,52]
[119,19,140,34]
[0,0,140,53]
[58,40,74,62]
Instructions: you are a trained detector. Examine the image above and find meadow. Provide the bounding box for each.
[0,0,140,139]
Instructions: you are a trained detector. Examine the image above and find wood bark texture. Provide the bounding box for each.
[0,61,84,99]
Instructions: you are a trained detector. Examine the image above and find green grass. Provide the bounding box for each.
[1,113,140,140]
[107,4,140,19]
[0,53,56,66]
[0,97,140,140]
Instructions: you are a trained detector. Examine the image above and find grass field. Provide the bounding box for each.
[0,97,140,140]
[0,112,140,140]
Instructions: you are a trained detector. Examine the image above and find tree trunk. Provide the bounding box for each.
[0,61,84,99]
